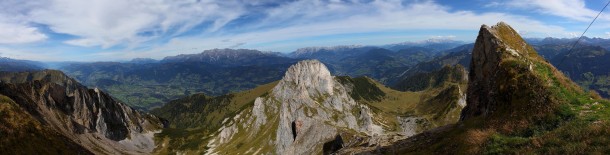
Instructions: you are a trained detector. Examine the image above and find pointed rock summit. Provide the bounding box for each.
[270,60,378,154]
[462,22,540,120]
[275,59,335,98]
[460,22,582,129]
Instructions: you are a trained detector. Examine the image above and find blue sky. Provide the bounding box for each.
[1,0,610,61]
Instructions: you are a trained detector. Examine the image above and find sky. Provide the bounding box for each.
[1,0,610,61]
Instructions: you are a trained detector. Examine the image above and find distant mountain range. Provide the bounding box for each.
[526,36,610,49]
[0,57,45,72]
[382,38,466,52]
[3,37,610,110]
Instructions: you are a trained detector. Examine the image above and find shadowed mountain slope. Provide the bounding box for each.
[0,70,164,154]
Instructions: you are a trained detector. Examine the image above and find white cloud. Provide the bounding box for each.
[495,0,605,22]
[0,0,578,61]
[0,21,47,44]
[83,0,569,61]
[429,35,457,40]
[24,0,245,48]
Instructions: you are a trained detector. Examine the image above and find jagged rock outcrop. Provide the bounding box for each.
[0,70,164,154]
[461,22,540,120]
[271,60,380,154]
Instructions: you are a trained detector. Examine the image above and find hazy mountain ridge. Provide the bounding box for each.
[389,44,473,86]
[382,38,466,52]
[393,65,468,92]
[0,57,45,72]
[527,37,610,50]
[162,48,290,67]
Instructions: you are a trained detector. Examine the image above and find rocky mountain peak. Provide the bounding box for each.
[274,59,334,98]
[294,45,364,53]
[160,48,285,65]
[461,22,553,121]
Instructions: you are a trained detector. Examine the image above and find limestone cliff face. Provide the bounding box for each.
[272,60,380,154]
[0,70,164,154]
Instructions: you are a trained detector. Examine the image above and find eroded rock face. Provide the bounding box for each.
[461,22,539,120]
[0,70,164,154]
[272,60,378,154]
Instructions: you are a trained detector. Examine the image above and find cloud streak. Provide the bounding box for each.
[28,0,247,48]
[490,0,609,22]
[125,0,566,59]
[0,0,603,61]
[0,19,47,44]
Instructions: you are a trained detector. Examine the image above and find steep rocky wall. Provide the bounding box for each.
[0,70,164,154]
[272,60,380,154]
[461,22,539,120]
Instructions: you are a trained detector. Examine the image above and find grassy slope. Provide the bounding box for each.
[151,81,278,154]
[336,73,466,132]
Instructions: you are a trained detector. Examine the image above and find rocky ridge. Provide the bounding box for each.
[461,22,544,120]
[0,70,164,154]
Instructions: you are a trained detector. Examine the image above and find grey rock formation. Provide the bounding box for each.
[0,70,164,154]
[272,60,380,154]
